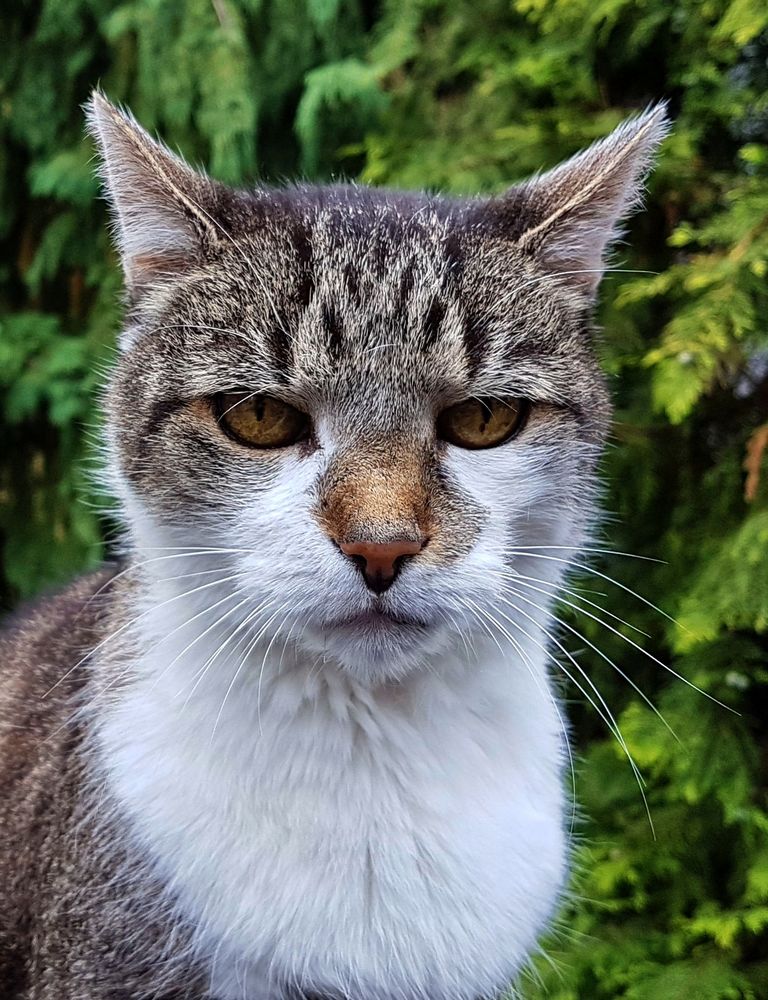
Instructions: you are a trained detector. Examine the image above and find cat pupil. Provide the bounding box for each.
[254,398,265,421]
[480,400,493,432]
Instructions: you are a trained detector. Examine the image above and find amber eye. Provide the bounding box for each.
[437,397,529,449]
[215,392,309,448]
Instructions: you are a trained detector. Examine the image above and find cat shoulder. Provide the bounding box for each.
[0,566,122,726]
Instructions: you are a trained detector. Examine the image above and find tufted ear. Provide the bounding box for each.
[499,104,670,296]
[85,90,225,298]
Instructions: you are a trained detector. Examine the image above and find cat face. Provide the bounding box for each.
[89,93,667,681]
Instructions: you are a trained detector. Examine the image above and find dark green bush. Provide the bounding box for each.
[1,1,767,995]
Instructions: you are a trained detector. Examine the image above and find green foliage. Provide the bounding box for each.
[1,1,767,996]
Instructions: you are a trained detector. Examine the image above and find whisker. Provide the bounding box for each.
[48,587,253,741]
[508,549,679,626]
[44,572,243,697]
[255,603,298,738]
[471,593,653,833]
[509,544,664,563]
[181,598,278,706]
[211,603,289,743]
[148,592,253,694]
[131,546,251,553]
[506,580,736,715]
[440,606,474,659]
[499,570,650,637]
[452,596,578,835]
[89,549,246,599]
[461,595,633,771]
[498,573,651,639]
[495,581,677,742]
[277,609,304,673]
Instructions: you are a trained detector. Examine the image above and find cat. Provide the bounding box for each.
[0,91,668,1000]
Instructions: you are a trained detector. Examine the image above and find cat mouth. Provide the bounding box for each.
[324,608,432,635]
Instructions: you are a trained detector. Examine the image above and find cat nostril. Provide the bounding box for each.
[338,538,425,593]
[348,553,368,576]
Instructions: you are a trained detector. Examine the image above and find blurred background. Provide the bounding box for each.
[1,1,767,996]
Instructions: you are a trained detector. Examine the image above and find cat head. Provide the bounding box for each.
[88,92,668,683]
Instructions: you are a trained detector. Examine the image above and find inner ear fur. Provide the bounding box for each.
[85,90,226,296]
[495,104,670,296]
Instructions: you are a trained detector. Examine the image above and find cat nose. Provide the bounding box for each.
[338,538,425,594]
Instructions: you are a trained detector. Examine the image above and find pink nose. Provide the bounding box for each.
[339,538,425,593]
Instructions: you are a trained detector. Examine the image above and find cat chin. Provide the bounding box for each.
[299,620,452,683]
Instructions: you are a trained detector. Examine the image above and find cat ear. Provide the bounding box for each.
[501,104,670,296]
[85,90,223,296]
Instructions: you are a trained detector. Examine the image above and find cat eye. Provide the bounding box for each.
[215,392,310,449]
[437,397,529,449]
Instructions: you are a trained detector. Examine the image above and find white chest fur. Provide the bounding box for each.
[97,618,567,1000]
